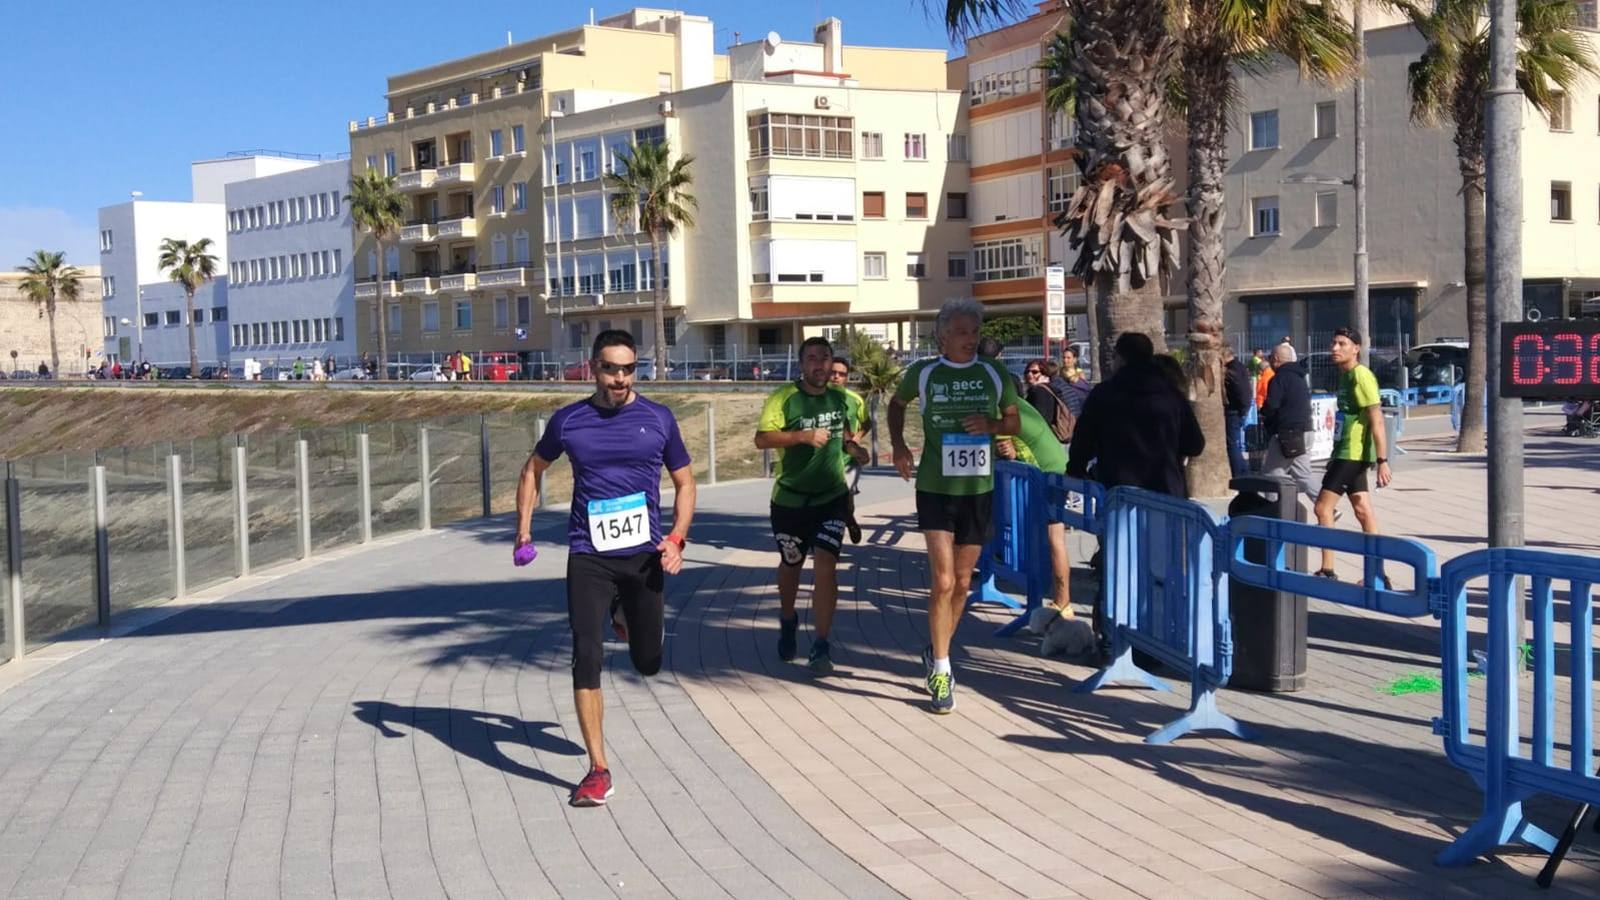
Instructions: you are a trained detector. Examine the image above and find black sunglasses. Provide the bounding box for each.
[596,361,636,375]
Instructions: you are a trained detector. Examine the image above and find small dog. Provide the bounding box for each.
[1031,606,1098,658]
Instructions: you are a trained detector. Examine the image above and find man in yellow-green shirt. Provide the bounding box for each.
[1313,327,1393,580]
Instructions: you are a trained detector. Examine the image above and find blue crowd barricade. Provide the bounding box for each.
[1434,548,1600,866]
[1225,516,1438,617]
[1075,486,1253,745]
[970,463,1106,638]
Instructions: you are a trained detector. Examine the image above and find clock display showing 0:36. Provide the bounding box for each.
[1500,320,1600,399]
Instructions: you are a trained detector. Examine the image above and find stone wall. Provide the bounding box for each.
[0,269,104,376]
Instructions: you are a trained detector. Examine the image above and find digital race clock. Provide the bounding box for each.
[1500,320,1600,399]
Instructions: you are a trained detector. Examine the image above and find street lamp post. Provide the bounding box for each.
[1485,0,1524,552]
[1352,0,1370,367]
[547,108,565,369]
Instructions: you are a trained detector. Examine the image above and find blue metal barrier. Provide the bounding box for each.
[971,462,1105,637]
[1434,548,1600,866]
[1226,516,1438,616]
[1075,487,1252,745]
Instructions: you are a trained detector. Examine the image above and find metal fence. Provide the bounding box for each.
[0,401,775,664]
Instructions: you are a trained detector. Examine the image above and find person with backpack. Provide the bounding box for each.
[997,360,1078,621]
[1023,359,1076,447]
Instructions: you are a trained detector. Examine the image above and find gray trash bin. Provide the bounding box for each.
[1227,475,1308,692]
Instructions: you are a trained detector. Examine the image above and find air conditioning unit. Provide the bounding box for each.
[814,96,830,109]
[659,99,675,116]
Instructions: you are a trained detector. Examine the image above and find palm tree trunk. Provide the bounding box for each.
[1183,16,1233,497]
[1457,167,1488,453]
[46,294,61,377]
[376,240,389,380]
[651,234,668,366]
[186,287,200,377]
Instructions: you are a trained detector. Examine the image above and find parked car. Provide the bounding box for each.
[1303,350,1404,394]
[1405,341,1468,388]
[330,366,370,381]
[409,363,448,382]
[197,366,229,380]
[563,360,591,380]
[159,366,192,380]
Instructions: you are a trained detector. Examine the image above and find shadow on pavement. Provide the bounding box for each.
[352,701,584,789]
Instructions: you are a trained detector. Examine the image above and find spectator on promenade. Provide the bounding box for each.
[37,361,50,379]
[1248,347,1267,377]
[1057,346,1092,417]
[311,358,325,381]
[995,369,1079,621]
[110,361,123,380]
[461,352,473,381]
[1022,359,1075,446]
[1067,332,1205,499]
[293,357,306,381]
[1222,346,1251,477]
[1314,328,1392,581]
[1255,352,1276,411]
[1259,343,1323,505]
[447,351,460,381]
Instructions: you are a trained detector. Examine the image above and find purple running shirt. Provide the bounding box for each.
[534,395,691,556]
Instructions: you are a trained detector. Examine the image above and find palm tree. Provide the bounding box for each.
[605,138,697,364]
[845,330,905,464]
[15,250,82,377]
[157,238,219,378]
[1179,1,1358,494]
[1401,0,1597,454]
[348,167,407,378]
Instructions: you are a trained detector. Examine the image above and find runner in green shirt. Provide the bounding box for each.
[828,357,871,545]
[754,337,868,676]
[1313,327,1393,580]
[889,299,1020,714]
[993,362,1076,618]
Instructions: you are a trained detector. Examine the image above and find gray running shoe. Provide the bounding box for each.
[807,638,834,676]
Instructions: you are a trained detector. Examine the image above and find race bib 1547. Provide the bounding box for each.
[587,492,649,552]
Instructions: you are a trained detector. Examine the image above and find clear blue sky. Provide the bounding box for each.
[1,1,961,269]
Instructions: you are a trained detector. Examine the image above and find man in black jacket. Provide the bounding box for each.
[1221,346,1251,477]
[1067,332,1205,498]
[1259,342,1320,503]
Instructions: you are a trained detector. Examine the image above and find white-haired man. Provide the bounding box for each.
[888,299,1021,714]
[1258,341,1320,504]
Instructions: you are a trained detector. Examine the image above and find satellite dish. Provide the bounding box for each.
[764,31,781,52]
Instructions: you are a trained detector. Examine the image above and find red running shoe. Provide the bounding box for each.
[570,767,614,807]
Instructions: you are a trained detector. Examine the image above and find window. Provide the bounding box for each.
[212,307,227,323]
[313,319,324,342]
[607,253,637,292]
[490,129,504,157]
[384,150,397,175]
[494,296,510,329]
[1314,101,1337,139]
[863,191,885,218]
[1047,108,1074,151]
[1551,181,1573,221]
[750,181,769,220]
[492,185,505,214]
[100,229,113,252]
[1048,166,1081,213]
[366,154,378,172]
[332,249,342,272]
[1252,196,1281,235]
[1550,92,1572,132]
[947,133,968,162]
[454,299,472,330]
[861,132,884,159]
[746,113,854,159]
[863,252,887,279]
[331,191,340,216]
[1315,191,1338,228]
[905,192,928,218]
[422,302,440,333]
[335,317,345,341]
[105,316,117,337]
[164,310,181,326]
[269,257,280,280]
[516,295,532,326]
[144,312,159,328]
[657,71,672,93]
[271,322,281,344]
[103,275,115,297]
[387,303,402,334]
[947,253,968,279]
[968,61,1044,106]
[946,192,968,220]
[972,235,1043,281]
[664,317,677,346]
[576,142,599,181]
[513,182,527,211]
[634,124,665,148]
[1579,0,1597,28]
[904,133,926,160]
[512,125,525,154]
[1249,110,1279,150]
[906,252,926,279]
[292,320,303,343]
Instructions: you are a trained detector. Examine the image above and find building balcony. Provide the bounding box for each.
[435,162,475,186]
[439,270,477,292]
[750,281,859,304]
[477,264,534,288]
[400,221,435,243]
[354,278,402,299]
[436,216,478,240]
[395,168,436,192]
[402,275,438,296]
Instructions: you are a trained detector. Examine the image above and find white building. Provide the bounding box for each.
[222,159,357,365]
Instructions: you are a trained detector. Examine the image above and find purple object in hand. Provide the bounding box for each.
[513,543,538,567]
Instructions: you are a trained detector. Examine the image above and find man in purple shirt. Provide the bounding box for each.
[515,330,696,807]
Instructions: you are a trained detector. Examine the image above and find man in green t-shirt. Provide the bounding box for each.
[755,337,868,676]
[889,300,1021,713]
[829,356,871,545]
[1313,327,1393,579]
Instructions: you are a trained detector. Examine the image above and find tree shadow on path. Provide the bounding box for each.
[352,701,585,789]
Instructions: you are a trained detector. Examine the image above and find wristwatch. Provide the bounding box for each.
[1376,457,1389,465]
[664,533,687,549]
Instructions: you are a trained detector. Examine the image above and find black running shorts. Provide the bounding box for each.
[1321,458,1372,496]
[566,551,664,690]
[770,494,850,567]
[915,490,994,546]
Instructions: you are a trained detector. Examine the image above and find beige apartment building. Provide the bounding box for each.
[348,8,967,366]
[1224,9,1600,355]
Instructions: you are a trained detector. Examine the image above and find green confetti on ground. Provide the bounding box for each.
[1380,673,1443,695]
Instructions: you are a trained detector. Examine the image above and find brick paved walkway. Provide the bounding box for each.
[2,413,1598,898]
